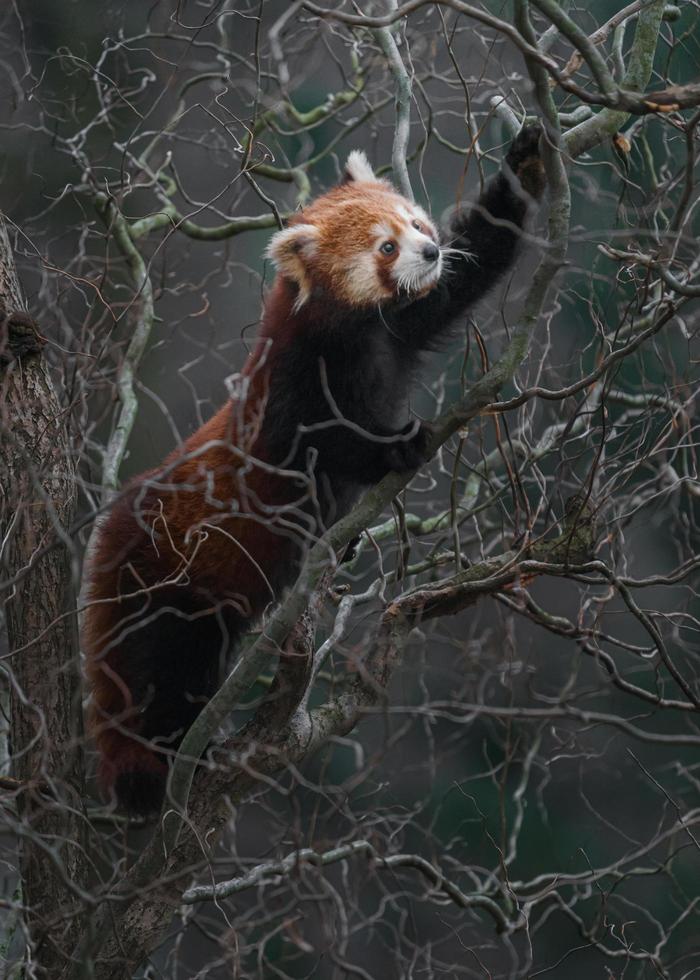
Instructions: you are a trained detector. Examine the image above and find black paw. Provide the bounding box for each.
[505,124,546,201]
[384,421,433,473]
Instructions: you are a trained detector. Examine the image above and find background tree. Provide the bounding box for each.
[1,0,700,977]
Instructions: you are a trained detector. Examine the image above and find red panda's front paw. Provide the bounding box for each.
[506,124,546,201]
[385,421,433,473]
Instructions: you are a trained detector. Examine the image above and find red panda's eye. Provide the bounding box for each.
[412,219,422,230]
[380,241,396,255]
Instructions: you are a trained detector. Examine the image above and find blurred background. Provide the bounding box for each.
[2,0,700,976]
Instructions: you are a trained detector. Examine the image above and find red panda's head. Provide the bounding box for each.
[266,151,442,311]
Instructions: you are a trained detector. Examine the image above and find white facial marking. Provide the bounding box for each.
[390,215,442,295]
[345,251,386,304]
[266,223,320,310]
[371,221,394,242]
[412,203,434,229]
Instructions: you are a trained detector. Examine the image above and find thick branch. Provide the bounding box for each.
[0,215,86,976]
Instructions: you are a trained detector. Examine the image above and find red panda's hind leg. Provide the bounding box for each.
[91,593,241,815]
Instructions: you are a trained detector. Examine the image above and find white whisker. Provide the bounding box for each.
[439,245,475,261]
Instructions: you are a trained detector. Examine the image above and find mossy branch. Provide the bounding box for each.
[564,0,667,157]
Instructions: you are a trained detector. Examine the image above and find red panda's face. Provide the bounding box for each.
[267,151,443,311]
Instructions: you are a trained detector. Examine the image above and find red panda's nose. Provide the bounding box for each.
[422,243,439,263]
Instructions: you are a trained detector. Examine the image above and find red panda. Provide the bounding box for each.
[83,127,545,814]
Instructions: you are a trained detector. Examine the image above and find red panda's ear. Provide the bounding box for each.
[343,150,377,184]
[266,223,319,309]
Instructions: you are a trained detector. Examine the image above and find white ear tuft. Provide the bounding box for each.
[344,150,377,184]
[265,223,318,266]
[266,223,319,310]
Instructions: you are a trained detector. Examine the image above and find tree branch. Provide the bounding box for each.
[182,840,512,932]
[373,1,415,199]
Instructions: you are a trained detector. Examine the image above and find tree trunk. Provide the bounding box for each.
[0,215,86,975]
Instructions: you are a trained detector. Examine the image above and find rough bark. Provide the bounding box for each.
[0,215,86,975]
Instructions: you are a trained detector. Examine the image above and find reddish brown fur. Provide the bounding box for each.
[84,281,307,800]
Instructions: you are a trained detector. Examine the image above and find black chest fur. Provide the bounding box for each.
[262,310,419,493]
